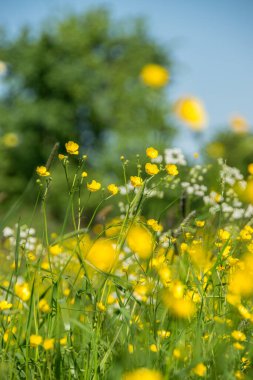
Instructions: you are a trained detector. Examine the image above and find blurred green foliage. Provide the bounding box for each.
[0,8,175,219]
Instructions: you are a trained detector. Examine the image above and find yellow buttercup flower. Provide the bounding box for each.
[107,184,119,195]
[230,115,249,134]
[195,220,205,227]
[15,283,31,301]
[145,163,159,176]
[166,164,178,176]
[43,338,55,350]
[60,336,67,346]
[147,219,163,232]
[65,141,79,155]
[146,147,159,159]
[248,163,253,175]
[81,171,88,178]
[130,176,143,187]
[87,180,101,192]
[174,96,207,131]
[140,63,169,87]
[36,166,50,177]
[30,335,43,347]
[85,238,118,272]
[127,224,154,259]
[192,363,207,377]
[0,300,12,311]
[231,330,246,342]
[39,299,51,313]
[122,367,164,380]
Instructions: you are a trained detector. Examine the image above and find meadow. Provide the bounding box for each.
[1,138,253,380]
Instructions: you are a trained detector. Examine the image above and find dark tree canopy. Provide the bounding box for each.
[0,8,175,207]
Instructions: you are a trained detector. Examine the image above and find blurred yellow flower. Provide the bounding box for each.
[107,184,119,195]
[163,290,195,318]
[87,180,101,192]
[140,64,169,87]
[147,219,163,232]
[127,224,154,259]
[39,299,51,313]
[36,166,50,177]
[2,133,19,148]
[192,363,207,377]
[58,154,67,160]
[15,282,31,301]
[65,141,79,155]
[174,96,207,131]
[166,164,178,176]
[123,367,163,380]
[146,146,159,159]
[30,334,43,347]
[81,171,88,177]
[230,115,249,134]
[248,163,253,175]
[0,300,12,311]
[130,176,143,187]
[43,338,55,350]
[231,330,246,342]
[145,163,159,176]
[85,238,118,272]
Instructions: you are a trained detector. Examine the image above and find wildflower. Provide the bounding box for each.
[15,282,31,301]
[0,300,12,311]
[147,219,163,232]
[193,152,199,159]
[140,63,169,87]
[230,115,249,134]
[165,164,178,176]
[2,133,19,148]
[81,171,88,178]
[130,176,143,187]
[30,334,43,347]
[86,238,118,272]
[235,371,245,380]
[97,302,106,312]
[127,224,154,259]
[231,330,246,342]
[58,154,67,160]
[174,96,207,131]
[49,244,63,256]
[36,166,50,177]
[157,330,171,339]
[163,290,195,318]
[87,180,101,192]
[233,342,244,350]
[128,344,134,354]
[195,220,205,227]
[43,338,55,350]
[60,336,67,346]
[218,229,230,241]
[65,141,79,155]
[192,363,207,377]
[146,147,159,159]
[145,163,159,176]
[248,163,253,175]
[107,184,119,195]
[122,367,164,380]
[173,348,181,359]
[39,299,51,313]
[150,344,158,352]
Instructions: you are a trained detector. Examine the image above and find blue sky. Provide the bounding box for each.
[1,0,253,151]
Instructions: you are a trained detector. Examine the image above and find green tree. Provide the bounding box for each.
[0,8,175,217]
